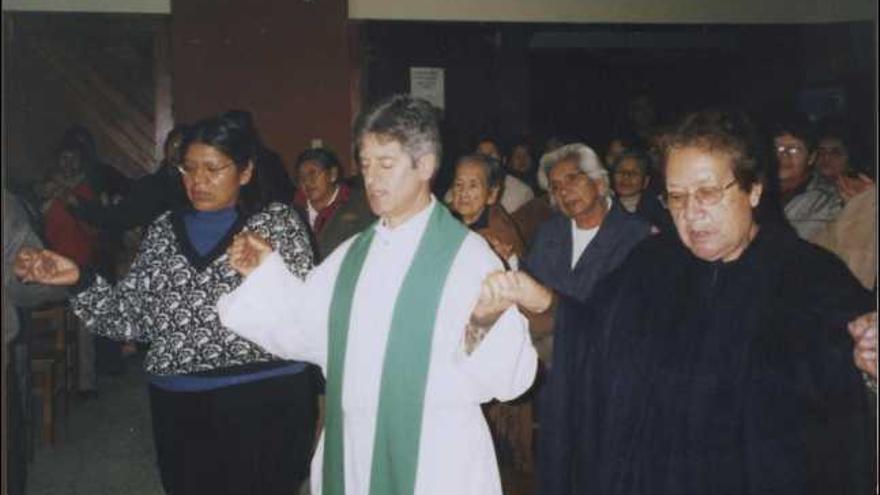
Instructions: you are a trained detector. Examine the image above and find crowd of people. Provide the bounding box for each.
[7,92,877,495]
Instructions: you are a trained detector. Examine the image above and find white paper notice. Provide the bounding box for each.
[410,67,445,110]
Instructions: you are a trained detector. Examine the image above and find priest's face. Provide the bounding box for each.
[360,133,435,228]
[665,147,762,263]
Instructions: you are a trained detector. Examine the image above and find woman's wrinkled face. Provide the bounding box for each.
[452,160,498,224]
[548,159,605,222]
[297,160,338,207]
[180,143,253,212]
[666,147,761,263]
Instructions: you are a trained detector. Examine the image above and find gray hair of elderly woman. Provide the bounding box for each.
[455,153,506,190]
[538,143,609,194]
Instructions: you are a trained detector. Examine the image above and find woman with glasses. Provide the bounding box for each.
[15,113,318,495]
[772,120,843,239]
[610,148,674,233]
[492,108,876,495]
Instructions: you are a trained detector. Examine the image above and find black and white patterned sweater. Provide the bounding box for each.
[71,202,313,376]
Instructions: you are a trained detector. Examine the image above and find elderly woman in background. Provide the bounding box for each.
[450,152,532,477]
[522,142,650,495]
[498,108,876,495]
[293,147,375,260]
[16,114,318,495]
[451,153,525,268]
[772,119,843,239]
[610,148,674,233]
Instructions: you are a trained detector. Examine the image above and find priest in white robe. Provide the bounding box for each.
[218,95,539,495]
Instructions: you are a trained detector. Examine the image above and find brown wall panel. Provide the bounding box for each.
[171,0,357,178]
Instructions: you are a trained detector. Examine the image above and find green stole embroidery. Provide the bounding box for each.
[324,203,469,495]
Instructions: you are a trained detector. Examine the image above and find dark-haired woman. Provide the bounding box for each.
[293,147,375,259]
[16,114,318,494]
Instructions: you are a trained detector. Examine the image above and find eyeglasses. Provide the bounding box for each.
[662,179,737,211]
[177,161,235,178]
[775,145,805,158]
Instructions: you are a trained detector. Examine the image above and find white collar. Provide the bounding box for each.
[374,196,437,244]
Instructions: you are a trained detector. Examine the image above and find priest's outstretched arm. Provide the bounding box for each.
[218,231,329,367]
[455,264,547,403]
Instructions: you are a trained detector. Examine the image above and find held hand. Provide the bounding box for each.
[227,231,273,277]
[472,271,519,327]
[511,271,554,314]
[848,311,877,379]
[14,247,80,286]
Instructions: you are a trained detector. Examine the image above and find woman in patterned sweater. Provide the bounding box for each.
[16,114,317,494]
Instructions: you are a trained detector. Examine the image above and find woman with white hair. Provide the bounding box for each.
[521,142,651,495]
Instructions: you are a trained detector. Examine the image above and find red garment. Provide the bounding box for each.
[44,183,100,267]
[293,183,351,235]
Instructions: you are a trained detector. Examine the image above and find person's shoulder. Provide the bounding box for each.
[626,230,680,265]
[534,211,568,235]
[759,223,844,272]
[608,202,651,233]
[456,231,504,272]
[792,179,843,211]
[260,201,307,225]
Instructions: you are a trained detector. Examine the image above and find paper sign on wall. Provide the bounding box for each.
[410,67,445,110]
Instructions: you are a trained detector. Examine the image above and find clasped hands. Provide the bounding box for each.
[227,231,552,328]
[471,269,553,328]
[848,311,878,379]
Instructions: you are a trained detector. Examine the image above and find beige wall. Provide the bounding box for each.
[349,0,876,24]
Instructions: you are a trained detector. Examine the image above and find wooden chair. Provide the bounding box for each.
[29,303,75,445]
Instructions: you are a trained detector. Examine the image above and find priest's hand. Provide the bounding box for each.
[848,311,877,379]
[472,271,518,325]
[14,247,80,286]
[510,271,555,315]
[466,271,518,354]
[228,231,273,277]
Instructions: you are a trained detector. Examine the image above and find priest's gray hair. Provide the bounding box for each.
[537,143,609,195]
[354,94,442,167]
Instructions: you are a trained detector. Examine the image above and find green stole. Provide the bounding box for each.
[323,203,469,495]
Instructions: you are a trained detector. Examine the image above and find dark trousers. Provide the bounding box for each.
[149,370,317,495]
